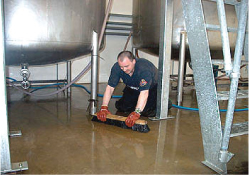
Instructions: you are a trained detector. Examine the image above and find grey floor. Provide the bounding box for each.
[6,83,248,174]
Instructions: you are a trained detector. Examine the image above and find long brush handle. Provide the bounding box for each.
[96,114,148,125]
[107,114,147,125]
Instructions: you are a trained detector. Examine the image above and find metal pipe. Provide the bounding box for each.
[211,59,248,65]
[90,31,99,115]
[98,0,113,48]
[0,0,11,172]
[67,61,72,96]
[123,31,132,51]
[220,0,248,162]
[9,63,91,97]
[216,0,233,76]
[177,31,186,105]
[205,24,239,33]
[8,79,67,85]
[56,63,59,89]
[209,0,240,5]
[236,2,249,71]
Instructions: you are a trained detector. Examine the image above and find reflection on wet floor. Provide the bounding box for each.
[6,83,248,174]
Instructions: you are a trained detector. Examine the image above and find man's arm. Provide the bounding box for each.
[96,85,115,122]
[125,90,149,127]
[135,90,149,112]
[102,85,115,106]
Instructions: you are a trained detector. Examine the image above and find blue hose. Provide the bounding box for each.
[6,77,248,112]
[172,104,248,112]
[172,104,199,111]
[7,77,17,82]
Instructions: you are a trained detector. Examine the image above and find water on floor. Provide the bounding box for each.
[6,83,248,174]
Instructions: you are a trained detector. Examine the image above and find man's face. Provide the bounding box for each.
[118,57,136,76]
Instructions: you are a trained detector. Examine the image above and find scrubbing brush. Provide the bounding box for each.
[91,114,150,133]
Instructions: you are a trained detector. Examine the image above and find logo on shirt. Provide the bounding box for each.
[140,79,147,87]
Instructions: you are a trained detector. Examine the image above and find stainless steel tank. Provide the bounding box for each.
[132,0,238,60]
[4,0,106,65]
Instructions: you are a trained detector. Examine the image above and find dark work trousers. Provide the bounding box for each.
[115,85,158,117]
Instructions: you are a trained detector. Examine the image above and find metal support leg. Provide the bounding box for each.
[0,0,13,171]
[0,79,11,173]
[155,0,174,120]
[177,31,186,105]
[244,25,248,71]
[217,0,233,76]
[236,2,248,71]
[219,0,248,162]
[90,31,99,115]
[56,63,59,90]
[0,0,28,173]
[66,61,72,119]
[171,60,174,75]
[66,61,71,97]
[181,0,224,173]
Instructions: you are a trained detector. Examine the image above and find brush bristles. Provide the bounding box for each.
[91,116,150,133]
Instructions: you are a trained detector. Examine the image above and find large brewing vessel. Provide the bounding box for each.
[132,0,238,59]
[4,0,106,65]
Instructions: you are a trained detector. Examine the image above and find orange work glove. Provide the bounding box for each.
[96,105,111,122]
[125,111,140,127]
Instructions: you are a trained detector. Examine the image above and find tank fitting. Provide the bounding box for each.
[20,63,30,89]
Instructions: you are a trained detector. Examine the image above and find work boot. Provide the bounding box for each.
[168,99,172,109]
[141,109,157,117]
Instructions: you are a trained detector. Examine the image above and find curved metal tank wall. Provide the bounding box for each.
[132,0,238,60]
[4,0,106,65]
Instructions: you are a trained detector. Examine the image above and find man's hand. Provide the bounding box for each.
[125,112,140,127]
[97,106,111,122]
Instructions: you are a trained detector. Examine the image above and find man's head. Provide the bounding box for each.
[117,51,136,76]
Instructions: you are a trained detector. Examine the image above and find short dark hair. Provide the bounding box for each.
[117,51,135,62]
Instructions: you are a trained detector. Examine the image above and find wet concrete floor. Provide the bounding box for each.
[6,83,248,174]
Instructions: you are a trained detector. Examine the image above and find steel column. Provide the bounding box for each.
[56,63,59,90]
[90,31,99,115]
[66,61,72,97]
[1,0,28,172]
[181,0,225,173]
[156,0,174,120]
[0,0,11,171]
[177,31,186,105]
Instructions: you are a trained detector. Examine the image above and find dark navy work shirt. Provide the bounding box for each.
[108,58,158,91]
